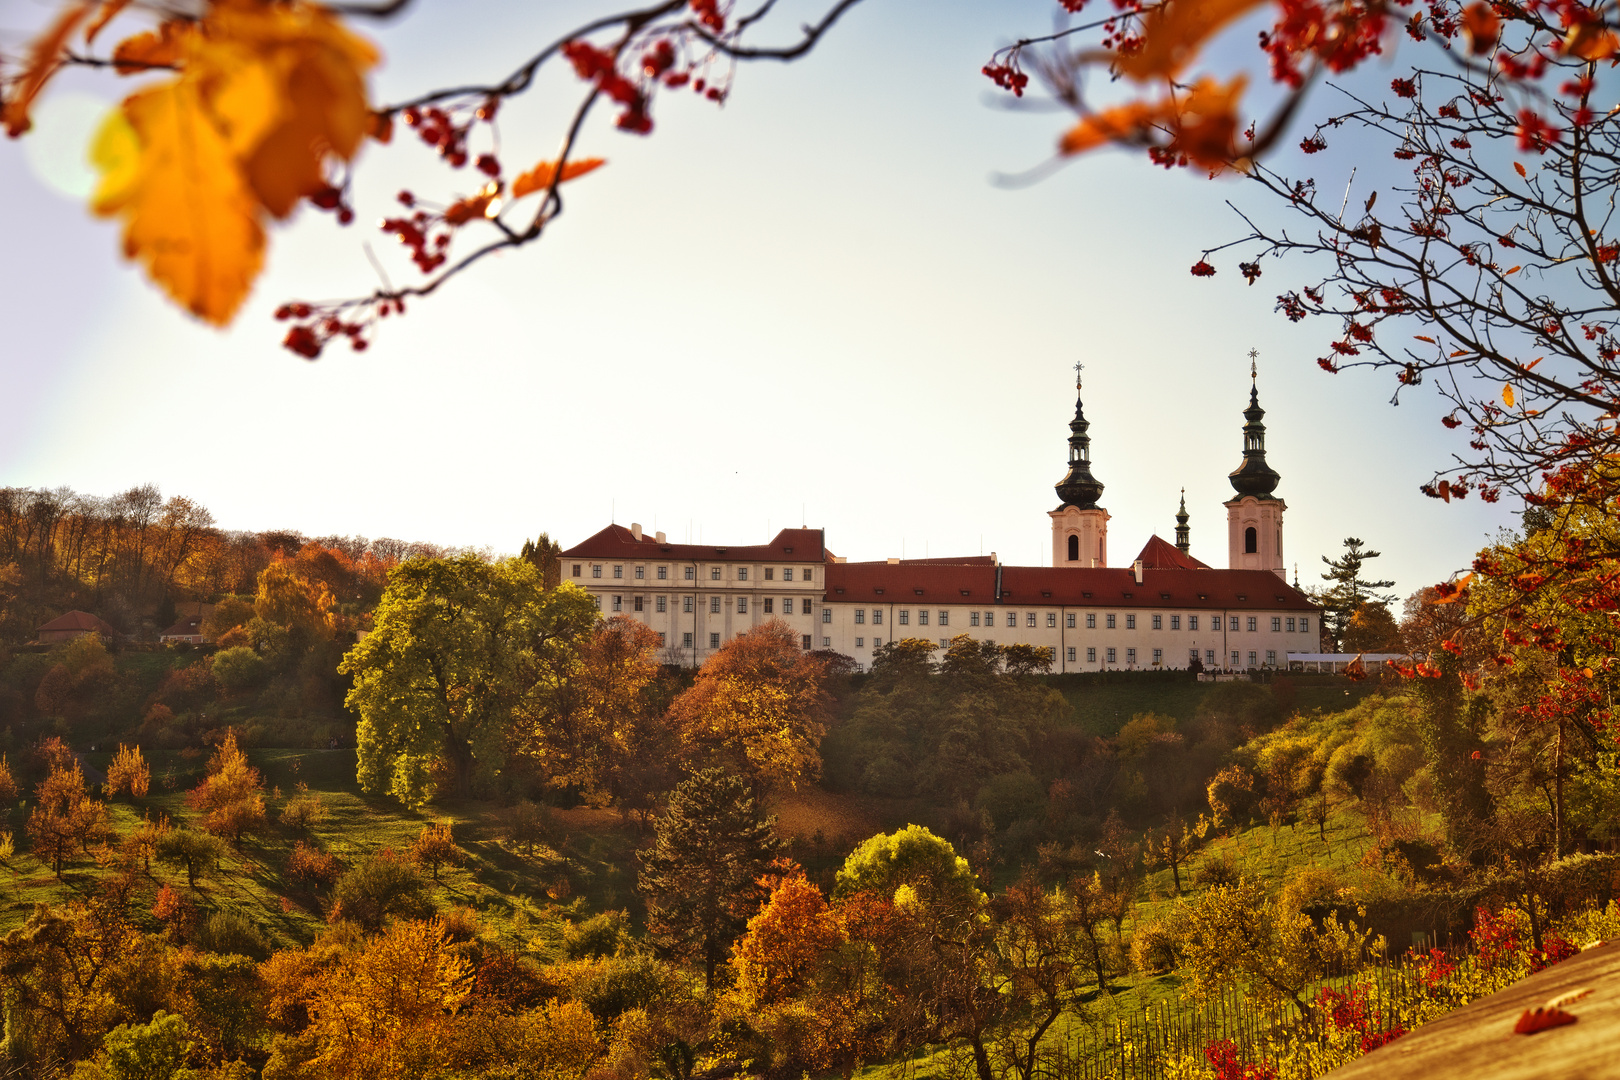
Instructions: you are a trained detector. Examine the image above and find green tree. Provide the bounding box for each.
[155,830,229,890]
[329,851,433,931]
[834,824,979,905]
[1319,539,1397,652]
[209,647,268,693]
[639,769,781,989]
[519,532,564,591]
[82,1010,194,1080]
[341,556,597,805]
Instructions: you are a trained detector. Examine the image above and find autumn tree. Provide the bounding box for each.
[187,730,267,844]
[342,556,598,805]
[155,828,229,890]
[639,768,782,989]
[104,743,150,800]
[27,753,108,876]
[667,621,832,792]
[0,896,140,1065]
[520,532,564,591]
[1317,540,1398,652]
[410,822,464,881]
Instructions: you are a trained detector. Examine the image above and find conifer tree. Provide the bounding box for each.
[638,768,781,989]
[1320,539,1397,651]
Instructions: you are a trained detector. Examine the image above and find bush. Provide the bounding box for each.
[211,647,268,692]
[564,910,632,960]
[329,851,432,930]
[1131,920,1181,973]
[286,841,342,886]
[279,794,328,831]
[1194,850,1241,890]
[570,953,673,1022]
[195,910,271,960]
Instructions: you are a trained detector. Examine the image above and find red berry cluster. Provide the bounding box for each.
[1515,108,1562,152]
[1190,260,1216,276]
[380,191,454,274]
[564,40,655,134]
[275,297,405,360]
[401,105,473,168]
[690,0,727,33]
[1299,132,1328,153]
[1391,76,1417,98]
[981,61,1029,96]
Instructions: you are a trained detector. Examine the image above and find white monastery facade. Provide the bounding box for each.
[560,370,1319,672]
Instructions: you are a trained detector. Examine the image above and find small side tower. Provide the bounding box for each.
[1051,368,1109,568]
[1175,489,1191,554]
[1225,360,1287,579]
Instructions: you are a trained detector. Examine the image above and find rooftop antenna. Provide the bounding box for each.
[612,498,615,524]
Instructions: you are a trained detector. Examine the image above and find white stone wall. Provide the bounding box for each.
[1225,496,1287,580]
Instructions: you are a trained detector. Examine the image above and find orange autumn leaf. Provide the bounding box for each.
[111,22,192,75]
[1514,161,1528,177]
[1116,0,1269,82]
[442,185,500,225]
[1514,1006,1577,1035]
[1565,21,1620,61]
[1415,334,1437,343]
[510,156,607,199]
[2,1,94,137]
[91,79,265,325]
[1060,100,1164,156]
[1060,76,1246,169]
[1503,383,1516,407]
[1461,2,1500,55]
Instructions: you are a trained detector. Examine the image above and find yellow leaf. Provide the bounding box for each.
[511,156,607,199]
[91,81,265,326]
[1503,384,1516,408]
[1116,0,1269,82]
[3,1,93,137]
[1514,161,1527,177]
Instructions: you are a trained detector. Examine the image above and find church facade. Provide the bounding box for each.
[560,372,1319,671]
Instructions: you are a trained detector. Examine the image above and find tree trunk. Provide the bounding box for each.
[971,1035,994,1080]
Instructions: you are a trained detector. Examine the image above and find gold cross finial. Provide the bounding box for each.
[1247,348,1259,382]
[1073,360,1084,388]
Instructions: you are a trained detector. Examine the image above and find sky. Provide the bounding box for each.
[0,0,1519,603]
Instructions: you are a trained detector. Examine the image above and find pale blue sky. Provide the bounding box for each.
[0,0,1515,601]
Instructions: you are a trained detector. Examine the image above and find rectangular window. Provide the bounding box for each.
[1190,648,1200,665]
[763,598,773,614]
[1231,650,1241,667]
[822,636,831,648]
[855,610,865,624]
[872,637,882,648]
[784,568,794,582]
[711,633,721,649]
[633,596,644,612]
[658,632,666,646]
[684,566,695,580]
[900,610,910,625]
[1300,617,1310,633]
[1286,616,1296,632]
[1171,615,1181,630]
[613,565,623,579]
[683,596,694,613]
[919,611,930,626]
[635,566,645,580]
[1066,613,1076,629]
[1087,647,1097,662]
[1271,617,1282,632]
[1006,612,1016,627]
[939,611,949,626]
[1229,616,1240,631]
[1206,649,1216,665]
[1046,612,1057,628]
[572,564,582,578]
[1266,650,1278,666]
[612,596,623,612]
[1152,614,1163,630]
[1127,647,1137,664]
[784,598,795,615]
[592,565,603,579]
[1126,614,1137,630]
[1247,617,1257,632]
[1025,612,1036,628]
[710,596,721,614]
[802,634,812,650]
[855,637,865,648]
[656,596,667,613]
[1067,646,1077,662]
[1248,650,1258,667]
[1106,647,1117,663]
[1153,648,1163,665]
[1189,615,1199,631]
[1087,613,1097,629]
[803,602,813,617]
[737,598,748,614]
[591,595,601,610]
[657,566,668,580]
[683,632,693,647]
[822,608,832,624]
[738,567,748,581]
[971,612,980,627]
[872,610,882,625]
[765,568,775,581]
[711,567,722,580]
[803,568,812,582]
[1106,614,1116,629]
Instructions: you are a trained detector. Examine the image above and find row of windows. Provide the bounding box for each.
[1061,646,1281,667]
[577,563,814,583]
[678,631,814,650]
[843,609,1310,633]
[598,595,815,615]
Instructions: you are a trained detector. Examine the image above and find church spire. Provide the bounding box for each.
[1055,364,1105,510]
[1175,488,1191,553]
[1228,354,1282,498]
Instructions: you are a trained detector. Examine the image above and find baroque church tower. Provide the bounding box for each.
[1050,371,1109,568]
[1225,362,1287,579]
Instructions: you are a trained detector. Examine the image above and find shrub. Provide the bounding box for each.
[195,910,271,960]
[155,828,229,889]
[1194,850,1242,890]
[105,744,150,799]
[1130,920,1181,973]
[211,647,268,692]
[286,841,342,886]
[570,953,674,1022]
[564,910,632,960]
[329,850,432,930]
[410,822,464,880]
[279,794,328,831]
[974,771,1047,831]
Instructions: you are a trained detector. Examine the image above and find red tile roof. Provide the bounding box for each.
[1133,534,1211,571]
[36,610,117,634]
[161,616,205,638]
[561,525,831,563]
[826,560,1317,611]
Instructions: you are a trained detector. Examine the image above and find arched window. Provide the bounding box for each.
[1067,534,1080,562]
[1244,527,1258,554]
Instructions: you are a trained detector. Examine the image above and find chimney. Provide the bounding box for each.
[655,531,666,543]
[630,523,642,541]
[886,557,900,565]
[1133,560,1144,585]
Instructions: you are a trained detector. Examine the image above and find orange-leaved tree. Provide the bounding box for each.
[667,620,832,792]
[187,730,267,844]
[104,743,150,800]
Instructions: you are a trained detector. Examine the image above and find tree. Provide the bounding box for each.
[1318,539,1397,652]
[667,621,832,791]
[0,897,140,1065]
[329,850,433,931]
[639,768,782,989]
[27,754,109,876]
[1152,813,1198,895]
[342,555,598,805]
[834,824,980,905]
[155,829,229,890]
[410,822,464,881]
[83,1010,196,1080]
[1342,602,1404,654]
[104,743,150,800]
[520,532,564,591]
[187,730,266,844]
[255,560,336,639]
